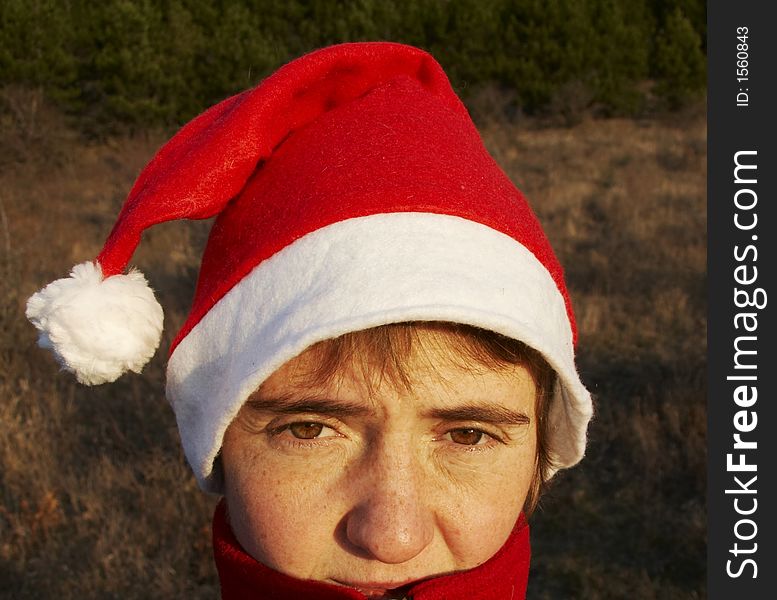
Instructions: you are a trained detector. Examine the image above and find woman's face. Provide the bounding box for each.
[221,334,538,599]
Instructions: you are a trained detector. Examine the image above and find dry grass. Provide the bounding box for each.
[0,97,706,598]
[481,107,707,598]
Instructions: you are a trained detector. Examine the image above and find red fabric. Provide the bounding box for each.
[94,42,575,353]
[213,500,530,600]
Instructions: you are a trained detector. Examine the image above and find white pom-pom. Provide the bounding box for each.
[26,261,164,385]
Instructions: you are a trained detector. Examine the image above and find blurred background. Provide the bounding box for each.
[0,1,706,598]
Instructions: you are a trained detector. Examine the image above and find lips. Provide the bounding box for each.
[333,579,417,599]
[356,589,406,600]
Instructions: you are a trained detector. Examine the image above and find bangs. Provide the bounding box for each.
[301,321,553,396]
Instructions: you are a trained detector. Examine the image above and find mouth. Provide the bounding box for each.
[332,579,418,599]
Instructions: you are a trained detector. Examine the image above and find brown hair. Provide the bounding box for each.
[297,321,556,515]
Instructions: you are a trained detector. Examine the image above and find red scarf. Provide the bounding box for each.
[213,500,530,599]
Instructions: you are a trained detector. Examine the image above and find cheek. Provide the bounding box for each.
[434,441,536,567]
[222,435,339,577]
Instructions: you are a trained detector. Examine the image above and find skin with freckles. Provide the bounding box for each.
[221,330,538,599]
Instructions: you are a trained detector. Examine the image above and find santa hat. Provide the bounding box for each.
[26,42,592,492]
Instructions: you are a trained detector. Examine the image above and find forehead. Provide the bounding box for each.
[255,330,538,415]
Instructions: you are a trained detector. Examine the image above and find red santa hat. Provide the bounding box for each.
[26,42,592,492]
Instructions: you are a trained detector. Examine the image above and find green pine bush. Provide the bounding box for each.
[653,6,706,107]
[0,0,706,134]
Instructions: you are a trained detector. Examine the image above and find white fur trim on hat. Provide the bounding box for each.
[26,261,164,385]
[166,213,593,493]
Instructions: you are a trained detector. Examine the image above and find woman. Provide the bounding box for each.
[27,42,592,599]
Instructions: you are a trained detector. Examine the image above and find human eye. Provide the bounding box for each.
[274,421,339,440]
[441,427,502,450]
[292,421,340,439]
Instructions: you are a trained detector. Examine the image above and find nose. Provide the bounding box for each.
[344,440,435,564]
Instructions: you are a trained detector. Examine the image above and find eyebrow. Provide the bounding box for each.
[246,395,529,425]
[423,404,531,425]
[244,394,371,418]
